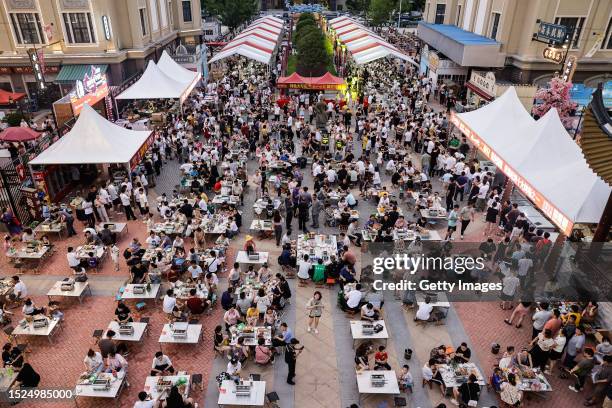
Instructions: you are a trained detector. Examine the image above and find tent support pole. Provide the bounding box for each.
[589,190,612,259]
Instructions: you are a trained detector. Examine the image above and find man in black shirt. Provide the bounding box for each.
[130,261,148,284]
[180,199,194,219]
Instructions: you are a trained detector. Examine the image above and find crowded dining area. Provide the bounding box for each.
[0,11,610,408]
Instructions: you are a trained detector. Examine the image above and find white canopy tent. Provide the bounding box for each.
[453,87,611,231]
[209,17,283,65]
[328,16,418,67]
[30,104,152,165]
[116,60,189,101]
[157,51,200,96]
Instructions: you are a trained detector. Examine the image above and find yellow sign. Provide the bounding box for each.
[428,52,439,73]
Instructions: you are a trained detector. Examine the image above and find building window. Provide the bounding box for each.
[554,17,585,49]
[490,12,501,40]
[435,3,446,24]
[139,8,147,36]
[604,17,612,49]
[456,5,462,26]
[62,13,96,44]
[182,0,192,22]
[9,13,45,45]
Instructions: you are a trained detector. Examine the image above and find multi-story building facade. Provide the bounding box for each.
[0,0,202,98]
[420,0,612,86]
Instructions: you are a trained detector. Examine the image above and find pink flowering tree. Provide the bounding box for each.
[531,77,577,130]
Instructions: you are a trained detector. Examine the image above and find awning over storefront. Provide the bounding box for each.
[55,64,108,84]
[466,82,494,101]
[329,17,418,67]
[209,16,283,65]
[451,87,611,234]
[417,23,504,67]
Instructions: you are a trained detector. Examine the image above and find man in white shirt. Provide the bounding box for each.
[297,254,312,281]
[12,276,27,300]
[162,289,178,314]
[326,168,337,184]
[120,189,136,220]
[150,351,175,376]
[67,247,81,270]
[227,357,242,379]
[415,297,434,321]
[345,283,363,312]
[187,261,203,280]
[134,391,163,408]
[475,182,490,211]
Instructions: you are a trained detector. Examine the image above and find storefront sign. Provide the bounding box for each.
[428,52,439,73]
[536,21,567,44]
[69,65,109,115]
[10,66,60,74]
[0,67,12,74]
[450,111,573,236]
[101,16,112,40]
[469,71,496,97]
[561,55,577,82]
[543,46,564,63]
[129,131,156,170]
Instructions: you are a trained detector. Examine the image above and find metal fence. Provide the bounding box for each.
[0,159,32,227]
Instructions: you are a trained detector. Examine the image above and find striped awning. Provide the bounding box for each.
[55,64,108,84]
[209,16,283,65]
[329,17,417,67]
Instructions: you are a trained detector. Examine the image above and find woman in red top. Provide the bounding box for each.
[213,179,222,193]
[374,345,392,370]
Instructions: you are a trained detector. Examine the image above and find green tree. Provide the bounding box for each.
[368,0,396,26]
[202,0,257,30]
[346,0,371,13]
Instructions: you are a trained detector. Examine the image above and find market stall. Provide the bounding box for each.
[28,104,154,201]
[209,16,283,66]
[327,16,418,67]
[451,86,611,236]
[276,72,347,91]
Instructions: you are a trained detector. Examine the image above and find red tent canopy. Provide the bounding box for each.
[312,72,346,85]
[0,89,26,105]
[277,72,346,90]
[0,126,42,142]
[277,72,308,85]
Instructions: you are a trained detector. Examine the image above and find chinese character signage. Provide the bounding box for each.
[536,21,567,44]
[543,46,563,63]
[69,65,109,115]
[450,112,574,235]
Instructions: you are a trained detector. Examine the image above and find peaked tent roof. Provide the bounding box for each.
[209,17,283,65]
[277,72,308,85]
[30,104,152,165]
[456,87,611,225]
[116,60,187,100]
[329,17,418,67]
[157,51,200,88]
[312,72,345,85]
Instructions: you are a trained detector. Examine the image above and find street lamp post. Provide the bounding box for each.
[397,0,403,28]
